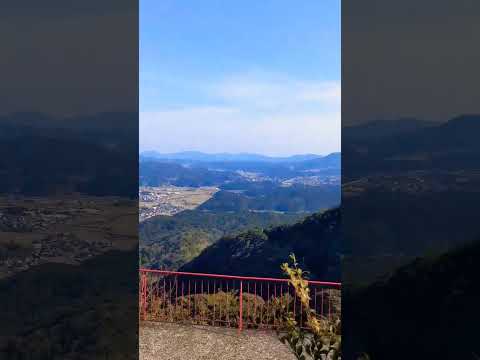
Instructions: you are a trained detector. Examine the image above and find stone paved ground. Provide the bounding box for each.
[140,321,296,360]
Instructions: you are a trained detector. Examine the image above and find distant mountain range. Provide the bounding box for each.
[0,111,137,144]
[0,112,137,197]
[140,151,340,188]
[140,150,339,164]
[344,114,480,179]
[343,118,435,141]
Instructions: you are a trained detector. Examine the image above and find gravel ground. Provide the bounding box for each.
[140,321,296,360]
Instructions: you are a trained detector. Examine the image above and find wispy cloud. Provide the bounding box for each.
[140,72,340,156]
[212,72,340,110]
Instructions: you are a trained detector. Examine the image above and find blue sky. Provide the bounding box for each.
[140,0,340,156]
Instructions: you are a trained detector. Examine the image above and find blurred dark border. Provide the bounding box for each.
[342,1,480,359]
[0,1,138,359]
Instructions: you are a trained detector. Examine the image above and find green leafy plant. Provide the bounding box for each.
[278,254,341,360]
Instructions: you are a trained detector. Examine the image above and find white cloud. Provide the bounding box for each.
[140,72,340,156]
[211,73,340,110]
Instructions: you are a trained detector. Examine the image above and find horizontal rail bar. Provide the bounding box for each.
[139,268,341,287]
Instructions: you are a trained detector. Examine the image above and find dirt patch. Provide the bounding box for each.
[140,321,295,360]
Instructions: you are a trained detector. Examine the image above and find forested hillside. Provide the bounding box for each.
[180,208,340,281]
[0,250,138,359]
[139,160,239,187]
[343,239,480,360]
[139,210,305,270]
[200,185,339,213]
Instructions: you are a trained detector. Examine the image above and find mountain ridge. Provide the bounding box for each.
[140,150,340,163]
[179,208,340,281]
[343,114,480,179]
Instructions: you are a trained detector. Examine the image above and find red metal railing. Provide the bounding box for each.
[139,269,341,331]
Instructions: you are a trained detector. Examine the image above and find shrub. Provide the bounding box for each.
[143,286,296,329]
[278,254,341,360]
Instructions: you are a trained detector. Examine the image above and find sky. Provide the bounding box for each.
[140,0,341,156]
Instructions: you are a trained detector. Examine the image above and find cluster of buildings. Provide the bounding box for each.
[281,175,340,187]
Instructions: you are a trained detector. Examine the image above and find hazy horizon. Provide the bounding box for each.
[140,1,340,156]
[140,149,340,157]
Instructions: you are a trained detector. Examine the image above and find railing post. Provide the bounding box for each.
[238,280,243,333]
[140,272,147,320]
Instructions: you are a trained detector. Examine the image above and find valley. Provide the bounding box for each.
[139,151,341,274]
[139,151,340,188]
[139,185,218,221]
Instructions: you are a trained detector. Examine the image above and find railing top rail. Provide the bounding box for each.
[139,268,341,287]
